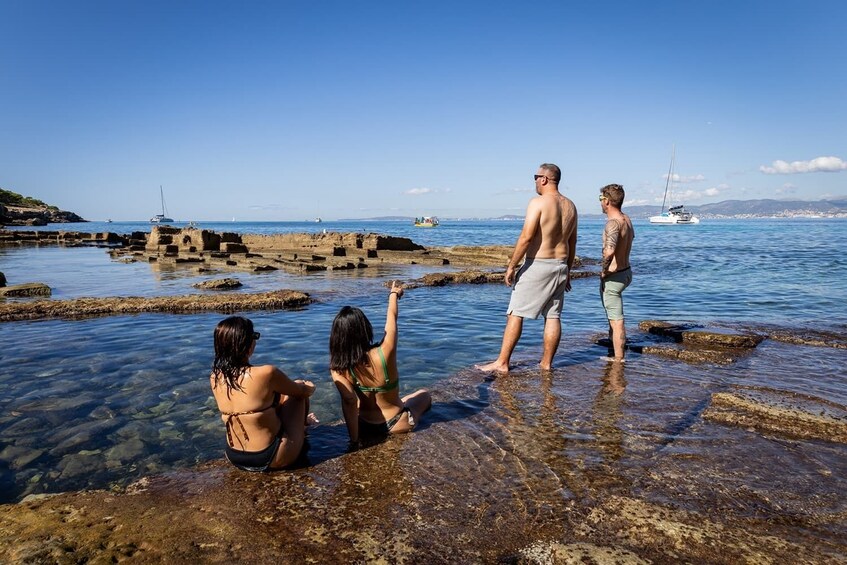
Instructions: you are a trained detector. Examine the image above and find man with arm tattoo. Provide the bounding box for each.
[599,184,634,361]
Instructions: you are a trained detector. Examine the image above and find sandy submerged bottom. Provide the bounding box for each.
[1,336,846,563]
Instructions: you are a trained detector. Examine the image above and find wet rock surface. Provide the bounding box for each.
[1,363,844,563]
[703,388,847,443]
[628,321,765,364]
[0,289,311,322]
[0,283,51,298]
[192,277,243,290]
[763,328,847,349]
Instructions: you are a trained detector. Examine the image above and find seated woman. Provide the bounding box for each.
[329,281,432,448]
[210,316,316,471]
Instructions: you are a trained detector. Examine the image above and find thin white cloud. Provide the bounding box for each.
[404,187,452,196]
[759,156,847,174]
[663,173,706,183]
[776,182,797,195]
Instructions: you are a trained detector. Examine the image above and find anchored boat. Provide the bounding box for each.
[150,186,174,224]
[649,146,700,225]
[414,216,439,227]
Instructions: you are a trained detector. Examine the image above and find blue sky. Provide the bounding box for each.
[1,1,845,221]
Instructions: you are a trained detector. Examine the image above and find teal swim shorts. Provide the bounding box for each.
[602,267,632,321]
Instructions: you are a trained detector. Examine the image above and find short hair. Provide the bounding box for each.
[539,163,561,184]
[600,184,625,208]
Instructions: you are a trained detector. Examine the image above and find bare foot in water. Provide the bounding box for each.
[475,361,509,373]
[306,412,320,426]
[600,356,626,363]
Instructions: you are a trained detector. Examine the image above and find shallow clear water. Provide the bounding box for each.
[0,218,845,503]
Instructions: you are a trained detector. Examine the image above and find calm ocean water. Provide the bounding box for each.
[1,218,845,502]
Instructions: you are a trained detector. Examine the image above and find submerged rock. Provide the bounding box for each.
[765,328,847,349]
[703,389,847,443]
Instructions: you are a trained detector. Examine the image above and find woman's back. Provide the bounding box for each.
[348,346,403,420]
[211,365,281,450]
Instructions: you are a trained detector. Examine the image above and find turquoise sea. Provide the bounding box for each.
[1,218,845,504]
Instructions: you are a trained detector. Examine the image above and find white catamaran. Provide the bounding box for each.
[650,146,700,225]
[150,185,174,224]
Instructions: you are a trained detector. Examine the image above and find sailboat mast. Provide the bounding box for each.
[661,144,675,213]
[160,185,167,216]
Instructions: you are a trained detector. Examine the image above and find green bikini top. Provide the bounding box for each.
[349,347,398,393]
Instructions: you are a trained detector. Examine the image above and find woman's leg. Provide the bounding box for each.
[271,396,307,468]
[389,389,432,434]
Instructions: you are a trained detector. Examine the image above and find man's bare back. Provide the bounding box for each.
[526,193,578,261]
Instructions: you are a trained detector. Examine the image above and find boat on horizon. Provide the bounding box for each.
[650,146,700,225]
[414,216,439,227]
[150,186,174,224]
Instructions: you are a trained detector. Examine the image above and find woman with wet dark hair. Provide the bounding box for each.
[329,281,431,448]
[210,316,316,471]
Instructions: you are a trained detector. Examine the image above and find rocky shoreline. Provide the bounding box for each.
[0,204,85,227]
[1,320,845,563]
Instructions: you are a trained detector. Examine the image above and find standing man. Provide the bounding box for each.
[599,184,634,361]
[477,163,578,373]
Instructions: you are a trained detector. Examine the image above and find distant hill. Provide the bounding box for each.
[620,198,847,219]
[0,188,86,226]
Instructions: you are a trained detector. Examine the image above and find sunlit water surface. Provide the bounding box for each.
[1,219,845,507]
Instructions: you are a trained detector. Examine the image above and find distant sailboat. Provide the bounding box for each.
[150,186,174,223]
[649,146,700,225]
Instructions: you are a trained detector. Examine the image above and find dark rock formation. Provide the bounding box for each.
[0,289,311,322]
[0,271,5,287]
[0,230,128,247]
[639,320,765,348]
[0,283,51,298]
[0,205,86,226]
[623,320,765,364]
[192,278,243,290]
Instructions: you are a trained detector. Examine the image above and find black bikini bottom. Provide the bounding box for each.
[225,425,284,472]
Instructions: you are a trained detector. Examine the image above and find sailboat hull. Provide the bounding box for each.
[649,212,699,225]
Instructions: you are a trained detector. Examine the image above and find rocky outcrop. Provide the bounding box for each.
[639,320,765,348]
[192,278,243,290]
[0,230,128,247]
[0,271,5,287]
[626,320,765,364]
[1,227,593,278]
[0,289,311,322]
[0,283,51,298]
[0,204,85,226]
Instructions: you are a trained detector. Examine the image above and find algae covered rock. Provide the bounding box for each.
[0,282,51,297]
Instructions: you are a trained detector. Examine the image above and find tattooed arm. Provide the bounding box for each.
[601,219,620,278]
